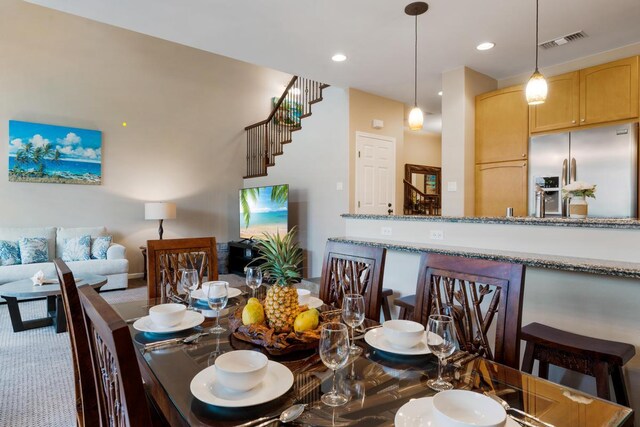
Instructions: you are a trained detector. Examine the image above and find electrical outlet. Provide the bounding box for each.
[429,230,444,240]
[381,227,392,236]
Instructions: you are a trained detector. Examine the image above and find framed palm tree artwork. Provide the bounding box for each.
[271,97,302,127]
[8,120,102,185]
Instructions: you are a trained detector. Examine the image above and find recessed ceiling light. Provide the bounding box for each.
[332,53,347,62]
[438,91,443,96]
[476,42,495,51]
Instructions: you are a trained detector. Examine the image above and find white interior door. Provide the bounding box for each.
[355,132,396,214]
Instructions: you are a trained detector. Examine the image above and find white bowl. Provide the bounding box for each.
[215,350,269,392]
[382,320,425,349]
[297,288,311,305]
[433,390,507,427]
[148,303,186,328]
[202,281,229,295]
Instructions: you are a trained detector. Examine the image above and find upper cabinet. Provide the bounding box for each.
[529,56,639,134]
[580,56,639,126]
[476,85,529,164]
[529,71,580,133]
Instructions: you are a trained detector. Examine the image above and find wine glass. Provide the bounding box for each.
[207,281,229,334]
[426,314,456,391]
[245,266,263,299]
[342,294,365,355]
[319,323,350,407]
[179,269,199,310]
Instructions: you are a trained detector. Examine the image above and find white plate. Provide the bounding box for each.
[364,328,432,356]
[133,310,205,333]
[190,360,294,407]
[303,296,323,309]
[395,397,518,427]
[192,287,242,301]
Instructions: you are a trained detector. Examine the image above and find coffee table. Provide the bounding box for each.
[1,274,107,333]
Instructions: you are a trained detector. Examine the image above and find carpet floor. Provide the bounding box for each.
[0,275,243,427]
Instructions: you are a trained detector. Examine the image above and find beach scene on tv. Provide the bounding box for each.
[240,184,289,239]
[8,120,102,185]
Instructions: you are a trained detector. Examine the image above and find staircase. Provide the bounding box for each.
[403,179,441,215]
[244,76,329,178]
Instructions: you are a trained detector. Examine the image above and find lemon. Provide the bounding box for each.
[294,308,319,333]
[242,301,265,325]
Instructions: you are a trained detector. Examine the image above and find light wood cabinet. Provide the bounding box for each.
[475,160,528,217]
[476,86,529,164]
[579,56,639,125]
[529,71,580,133]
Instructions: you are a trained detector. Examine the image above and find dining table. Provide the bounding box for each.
[112,286,634,427]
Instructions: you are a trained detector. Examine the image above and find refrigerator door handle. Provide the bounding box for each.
[562,159,568,186]
[570,157,577,182]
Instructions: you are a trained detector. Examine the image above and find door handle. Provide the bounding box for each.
[570,158,576,182]
[562,159,568,186]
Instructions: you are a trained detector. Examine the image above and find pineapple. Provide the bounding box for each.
[254,227,303,333]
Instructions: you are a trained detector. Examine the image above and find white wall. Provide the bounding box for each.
[244,87,349,277]
[403,131,441,167]
[0,0,291,274]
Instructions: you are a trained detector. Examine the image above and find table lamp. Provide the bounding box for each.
[145,202,176,240]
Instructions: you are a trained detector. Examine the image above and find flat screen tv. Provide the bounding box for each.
[239,184,289,240]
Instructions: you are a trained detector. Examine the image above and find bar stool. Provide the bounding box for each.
[521,322,635,406]
[394,294,415,320]
[381,288,393,321]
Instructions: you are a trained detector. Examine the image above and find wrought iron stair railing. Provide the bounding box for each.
[403,179,441,215]
[244,76,329,178]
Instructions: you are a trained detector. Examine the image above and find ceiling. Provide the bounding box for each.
[25,0,640,133]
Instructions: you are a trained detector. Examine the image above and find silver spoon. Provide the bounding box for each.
[235,403,306,427]
[485,393,554,427]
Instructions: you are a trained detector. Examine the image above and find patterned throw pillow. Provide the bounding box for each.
[0,240,21,266]
[61,235,91,262]
[91,235,112,260]
[19,237,49,264]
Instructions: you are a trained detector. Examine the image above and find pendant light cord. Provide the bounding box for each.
[534,0,539,72]
[414,15,418,107]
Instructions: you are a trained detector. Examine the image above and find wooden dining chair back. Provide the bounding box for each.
[319,241,386,321]
[54,258,100,427]
[413,253,526,369]
[147,237,218,299]
[77,285,154,426]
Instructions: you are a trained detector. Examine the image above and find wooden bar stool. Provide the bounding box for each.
[381,288,393,321]
[394,294,415,320]
[521,322,635,406]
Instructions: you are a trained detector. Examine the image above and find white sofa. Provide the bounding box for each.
[0,226,129,291]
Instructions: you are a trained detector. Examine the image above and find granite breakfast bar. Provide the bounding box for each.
[337,214,640,417]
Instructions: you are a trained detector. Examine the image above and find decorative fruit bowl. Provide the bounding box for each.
[229,306,338,355]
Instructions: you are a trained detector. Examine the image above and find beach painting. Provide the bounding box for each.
[9,120,102,185]
[240,184,289,239]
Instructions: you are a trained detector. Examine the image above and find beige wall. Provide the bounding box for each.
[244,87,349,277]
[403,131,441,168]
[348,89,405,213]
[0,0,290,274]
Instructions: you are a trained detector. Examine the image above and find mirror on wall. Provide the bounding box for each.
[403,164,441,216]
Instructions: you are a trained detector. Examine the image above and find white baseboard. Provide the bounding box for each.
[128,272,144,279]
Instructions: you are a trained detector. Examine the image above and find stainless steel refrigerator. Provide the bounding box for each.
[528,123,638,218]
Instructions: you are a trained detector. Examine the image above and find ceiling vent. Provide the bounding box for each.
[539,31,587,49]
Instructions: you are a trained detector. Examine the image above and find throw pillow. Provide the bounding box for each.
[91,235,112,260]
[62,235,91,262]
[0,240,21,266]
[19,237,49,264]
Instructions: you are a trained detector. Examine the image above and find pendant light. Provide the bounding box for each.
[405,2,429,131]
[526,0,548,105]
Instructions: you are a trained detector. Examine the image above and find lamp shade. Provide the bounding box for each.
[145,202,176,220]
[408,106,424,131]
[526,70,548,105]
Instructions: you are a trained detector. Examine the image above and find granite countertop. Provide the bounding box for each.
[329,236,640,279]
[341,214,640,230]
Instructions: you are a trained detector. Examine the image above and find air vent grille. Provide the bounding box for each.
[539,31,587,49]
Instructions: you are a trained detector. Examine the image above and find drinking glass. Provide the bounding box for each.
[179,268,199,310]
[426,314,456,391]
[319,323,350,407]
[207,281,229,334]
[341,294,365,355]
[245,266,263,299]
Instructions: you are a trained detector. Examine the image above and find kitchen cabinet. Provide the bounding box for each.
[475,160,528,217]
[476,85,529,164]
[529,71,580,133]
[579,56,639,126]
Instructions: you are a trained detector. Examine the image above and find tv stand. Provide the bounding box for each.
[228,241,262,275]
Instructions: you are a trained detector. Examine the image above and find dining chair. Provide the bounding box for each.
[147,237,218,299]
[54,259,100,427]
[77,284,155,426]
[319,241,386,321]
[413,253,526,369]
